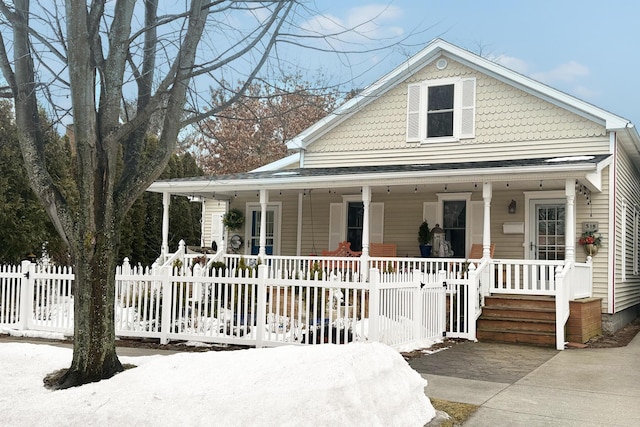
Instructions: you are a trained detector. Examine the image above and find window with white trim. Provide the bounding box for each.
[406,77,476,143]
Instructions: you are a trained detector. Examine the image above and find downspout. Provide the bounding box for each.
[608,132,617,314]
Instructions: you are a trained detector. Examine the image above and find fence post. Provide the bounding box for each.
[438,269,448,337]
[412,270,422,342]
[159,265,172,345]
[467,263,478,342]
[255,264,268,348]
[368,268,380,343]
[555,265,567,350]
[19,260,35,331]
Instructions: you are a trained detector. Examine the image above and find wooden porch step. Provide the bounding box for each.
[478,295,557,348]
[476,328,556,347]
[483,294,556,311]
[478,317,556,333]
[481,306,556,321]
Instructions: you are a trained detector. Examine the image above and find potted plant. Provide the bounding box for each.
[579,230,602,256]
[418,220,433,257]
[222,207,245,231]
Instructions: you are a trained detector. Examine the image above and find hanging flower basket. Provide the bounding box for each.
[583,244,598,256]
[579,231,601,256]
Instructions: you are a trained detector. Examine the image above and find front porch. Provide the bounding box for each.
[146,156,608,349]
[162,241,594,350]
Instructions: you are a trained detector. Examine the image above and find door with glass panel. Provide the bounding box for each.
[529,201,565,290]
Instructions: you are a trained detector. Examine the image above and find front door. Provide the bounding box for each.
[531,202,565,260]
[249,209,275,255]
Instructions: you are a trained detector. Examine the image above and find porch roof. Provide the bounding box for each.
[148,154,610,196]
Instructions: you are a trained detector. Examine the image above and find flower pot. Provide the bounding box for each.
[584,244,598,256]
[419,244,432,258]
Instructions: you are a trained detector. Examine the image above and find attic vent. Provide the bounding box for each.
[436,58,448,70]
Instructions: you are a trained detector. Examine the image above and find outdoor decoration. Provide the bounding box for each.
[222,208,245,231]
[417,221,433,257]
[579,230,602,256]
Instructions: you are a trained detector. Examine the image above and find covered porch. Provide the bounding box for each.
[147,156,607,349]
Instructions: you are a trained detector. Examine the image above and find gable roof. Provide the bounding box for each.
[286,38,635,152]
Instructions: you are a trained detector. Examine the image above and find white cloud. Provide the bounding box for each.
[571,85,599,100]
[489,54,530,75]
[531,61,589,84]
[300,4,405,46]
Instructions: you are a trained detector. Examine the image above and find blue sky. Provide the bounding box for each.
[295,0,640,126]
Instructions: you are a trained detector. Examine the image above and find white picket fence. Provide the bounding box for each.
[0,259,477,350]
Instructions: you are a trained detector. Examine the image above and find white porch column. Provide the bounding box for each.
[565,179,576,263]
[361,185,371,257]
[361,185,371,281]
[259,189,269,258]
[161,192,170,259]
[482,182,492,259]
[296,192,303,256]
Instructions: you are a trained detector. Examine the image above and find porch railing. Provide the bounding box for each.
[1,261,453,350]
[2,254,593,351]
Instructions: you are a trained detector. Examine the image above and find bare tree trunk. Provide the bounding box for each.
[54,232,123,389]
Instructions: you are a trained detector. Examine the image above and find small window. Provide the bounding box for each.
[427,84,454,137]
[406,77,476,143]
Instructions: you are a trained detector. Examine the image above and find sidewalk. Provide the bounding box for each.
[410,336,640,426]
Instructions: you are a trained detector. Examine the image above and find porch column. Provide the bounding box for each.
[161,192,170,259]
[259,189,269,259]
[565,179,576,263]
[482,182,492,259]
[361,185,371,257]
[296,192,303,256]
[361,185,371,280]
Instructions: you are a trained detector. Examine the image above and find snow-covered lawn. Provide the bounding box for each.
[0,339,435,426]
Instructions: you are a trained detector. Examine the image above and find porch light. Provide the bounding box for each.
[508,200,516,214]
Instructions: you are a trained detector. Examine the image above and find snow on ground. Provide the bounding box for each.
[0,339,435,426]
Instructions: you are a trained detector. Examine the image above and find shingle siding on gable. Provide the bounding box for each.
[303,58,609,168]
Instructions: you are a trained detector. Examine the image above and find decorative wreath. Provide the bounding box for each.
[222,207,245,231]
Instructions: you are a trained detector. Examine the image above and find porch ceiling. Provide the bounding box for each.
[148,154,610,198]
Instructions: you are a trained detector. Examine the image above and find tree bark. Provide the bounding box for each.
[54,231,123,389]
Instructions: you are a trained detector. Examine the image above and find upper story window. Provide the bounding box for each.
[427,84,454,137]
[407,77,476,143]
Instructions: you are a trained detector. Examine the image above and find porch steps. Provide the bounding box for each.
[477,295,556,347]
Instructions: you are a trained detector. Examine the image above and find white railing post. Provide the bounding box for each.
[467,263,478,342]
[256,264,268,348]
[555,264,569,350]
[369,268,380,342]
[19,260,34,331]
[159,266,172,345]
[412,270,422,341]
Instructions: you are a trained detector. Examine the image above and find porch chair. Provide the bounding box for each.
[467,243,495,260]
[321,241,361,273]
[369,242,398,273]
